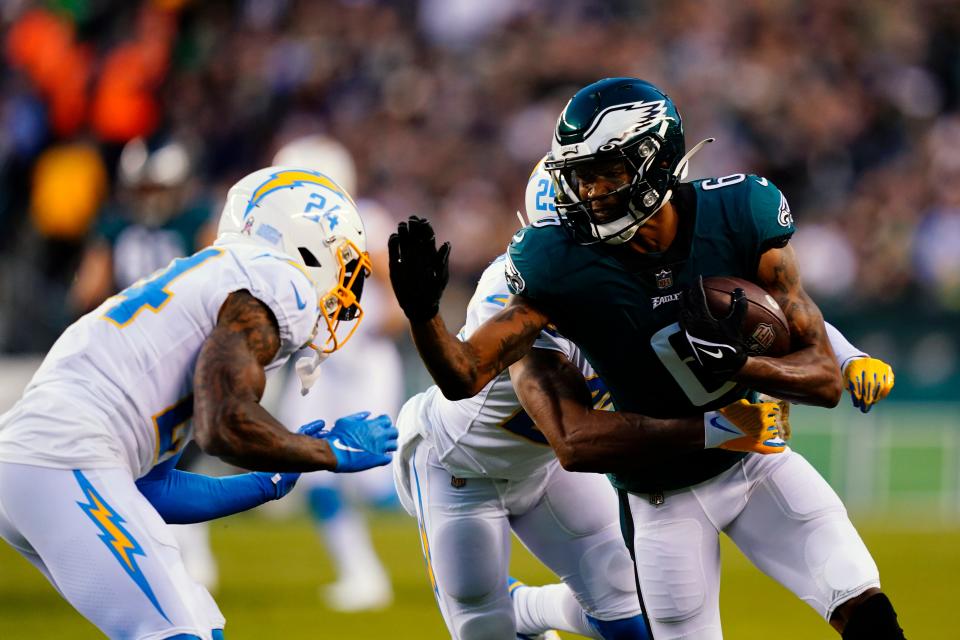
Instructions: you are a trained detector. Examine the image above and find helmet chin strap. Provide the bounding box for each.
[599,137,715,245]
[596,214,642,244]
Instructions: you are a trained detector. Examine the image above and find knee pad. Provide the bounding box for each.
[806,521,879,608]
[841,593,906,640]
[577,536,640,617]
[307,486,342,521]
[432,517,504,603]
[456,610,515,640]
[634,519,706,624]
[587,613,651,640]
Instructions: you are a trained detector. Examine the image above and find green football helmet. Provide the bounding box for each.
[546,77,712,245]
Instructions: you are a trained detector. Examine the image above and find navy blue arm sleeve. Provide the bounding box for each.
[135,468,278,525]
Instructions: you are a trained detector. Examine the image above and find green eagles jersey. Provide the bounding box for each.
[506,174,795,493]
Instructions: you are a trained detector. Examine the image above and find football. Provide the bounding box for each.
[701,276,791,357]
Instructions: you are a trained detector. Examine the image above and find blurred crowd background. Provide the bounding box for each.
[1,0,959,399]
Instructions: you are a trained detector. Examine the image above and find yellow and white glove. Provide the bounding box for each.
[704,399,789,455]
[844,357,894,413]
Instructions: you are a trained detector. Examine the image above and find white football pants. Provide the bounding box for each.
[0,462,224,640]
[621,449,880,640]
[400,442,641,640]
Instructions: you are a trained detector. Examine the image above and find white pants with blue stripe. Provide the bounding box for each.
[399,441,641,639]
[0,462,224,640]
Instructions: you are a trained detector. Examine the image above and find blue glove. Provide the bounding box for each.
[319,411,398,473]
[251,419,329,498]
[298,419,328,437]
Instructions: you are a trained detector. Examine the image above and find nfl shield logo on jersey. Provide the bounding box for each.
[655,269,673,289]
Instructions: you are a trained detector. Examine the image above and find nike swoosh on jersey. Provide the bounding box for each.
[709,416,739,434]
[331,438,364,453]
[291,281,307,310]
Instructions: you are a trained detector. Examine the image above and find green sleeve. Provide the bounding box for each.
[740,175,795,270]
[505,225,564,301]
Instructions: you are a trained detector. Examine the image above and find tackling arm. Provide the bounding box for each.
[193,290,338,471]
[733,244,843,407]
[509,349,786,472]
[136,463,297,525]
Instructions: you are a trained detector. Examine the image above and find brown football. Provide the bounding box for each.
[701,276,791,357]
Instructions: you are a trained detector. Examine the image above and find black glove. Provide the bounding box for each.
[388,216,451,322]
[679,275,748,377]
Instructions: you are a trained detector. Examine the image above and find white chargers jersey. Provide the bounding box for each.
[0,243,320,479]
[422,254,613,481]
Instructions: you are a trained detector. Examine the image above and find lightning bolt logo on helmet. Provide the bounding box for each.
[216,165,373,364]
[243,169,355,219]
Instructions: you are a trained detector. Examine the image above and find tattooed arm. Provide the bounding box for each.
[193,290,338,471]
[510,349,702,472]
[732,244,843,407]
[411,295,550,400]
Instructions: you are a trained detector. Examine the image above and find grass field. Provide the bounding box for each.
[0,511,956,638]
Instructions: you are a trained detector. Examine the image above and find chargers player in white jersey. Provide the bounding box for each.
[269,135,405,611]
[392,157,894,640]
[0,166,398,640]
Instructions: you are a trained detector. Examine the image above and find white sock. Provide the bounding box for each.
[318,508,387,584]
[513,583,601,639]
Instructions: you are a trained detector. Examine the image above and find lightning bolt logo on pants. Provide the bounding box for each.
[74,470,169,622]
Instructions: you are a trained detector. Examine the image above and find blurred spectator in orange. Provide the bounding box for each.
[6,8,91,136]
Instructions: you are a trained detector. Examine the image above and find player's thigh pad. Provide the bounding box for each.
[727,451,880,619]
[0,462,222,640]
[625,489,723,640]
[410,446,515,639]
[393,392,431,517]
[512,466,640,620]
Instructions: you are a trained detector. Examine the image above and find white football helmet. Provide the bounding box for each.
[272,135,357,195]
[523,154,559,226]
[216,166,372,354]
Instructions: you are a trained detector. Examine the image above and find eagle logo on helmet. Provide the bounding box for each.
[585,100,670,149]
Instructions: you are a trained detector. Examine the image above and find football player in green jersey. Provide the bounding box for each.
[389,78,905,640]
